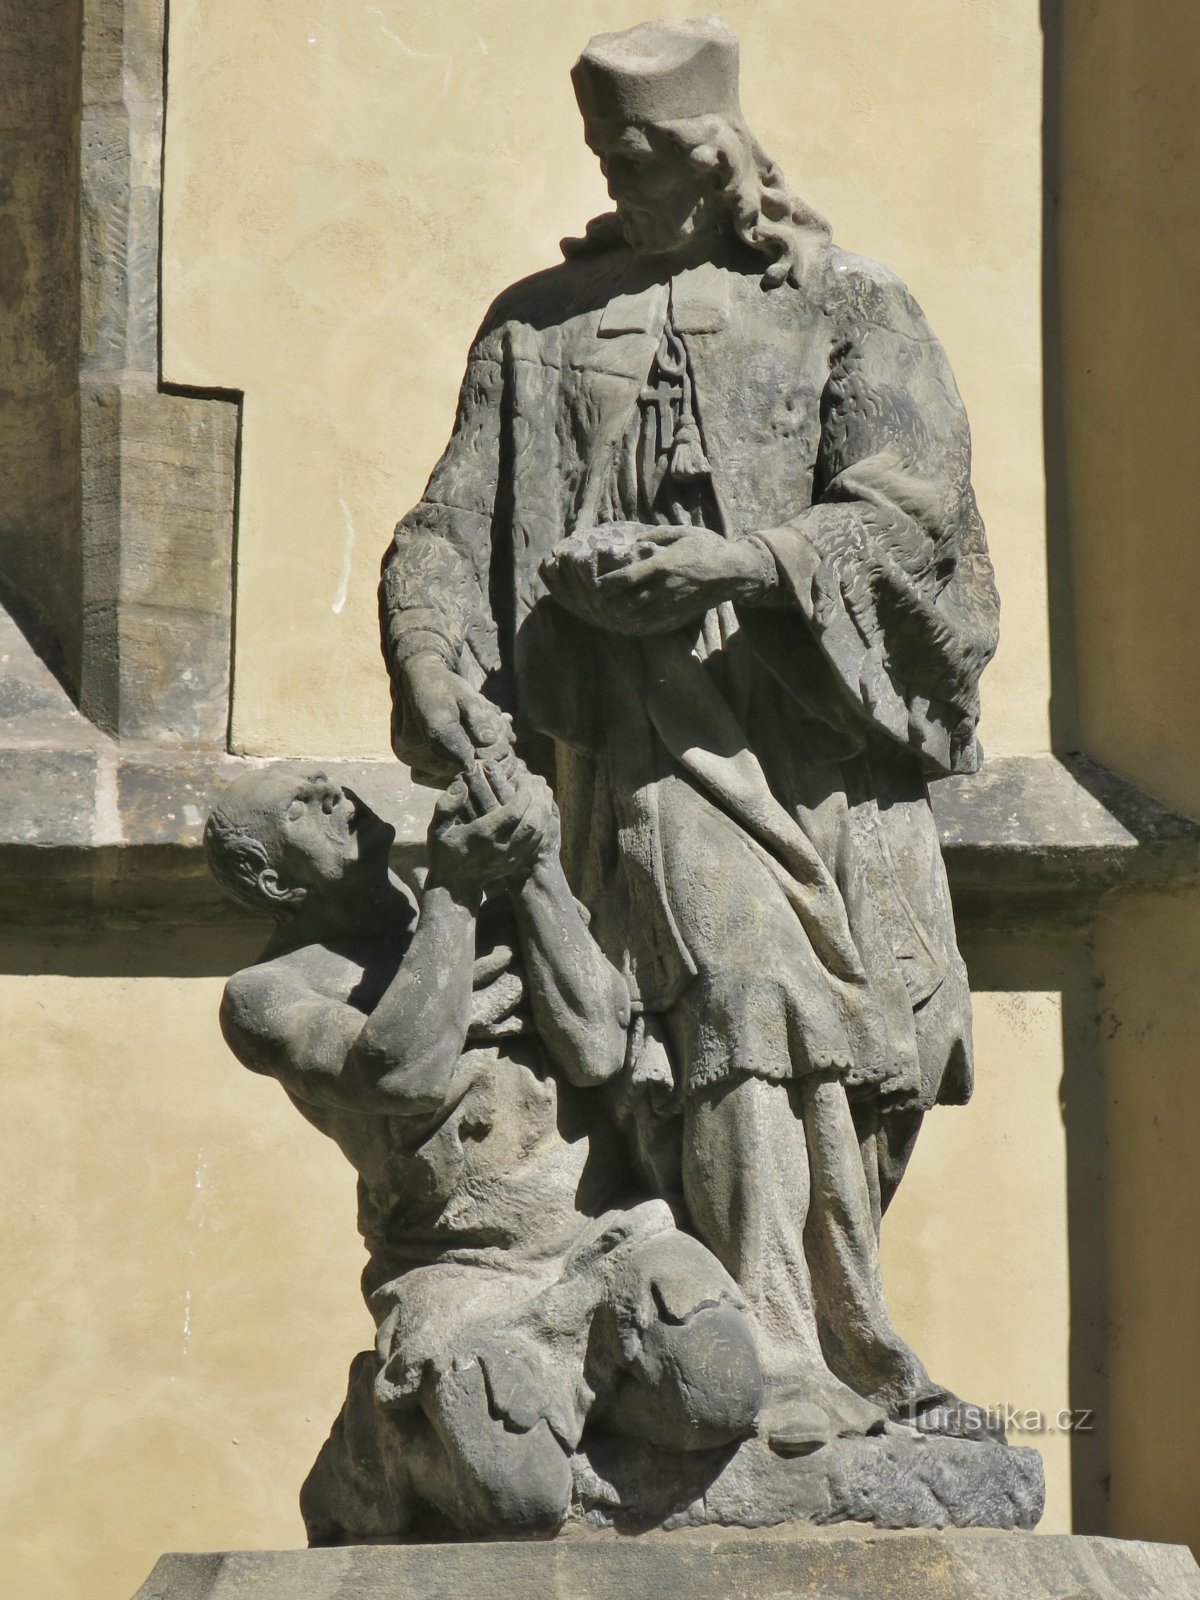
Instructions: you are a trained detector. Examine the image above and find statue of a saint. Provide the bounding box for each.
[208,16,1044,1544]
[379,18,1000,1449]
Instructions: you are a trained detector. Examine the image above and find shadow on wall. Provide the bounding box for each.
[0,926,264,979]
[0,0,83,695]
[0,0,242,748]
[1042,0,1200,818]
[1043,0,1200,1557]
[1039,0,1075,756]
[959,934,1107,1539]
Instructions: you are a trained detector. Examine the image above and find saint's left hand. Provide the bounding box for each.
[588,528,773,635]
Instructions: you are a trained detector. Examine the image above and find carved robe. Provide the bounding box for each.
[381,234,999,1205]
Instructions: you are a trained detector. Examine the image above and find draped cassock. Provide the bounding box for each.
[380,232,999,1416]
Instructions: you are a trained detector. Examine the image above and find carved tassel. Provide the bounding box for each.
[670,414,711,481]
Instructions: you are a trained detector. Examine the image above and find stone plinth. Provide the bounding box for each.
[132,1527,1200,1599]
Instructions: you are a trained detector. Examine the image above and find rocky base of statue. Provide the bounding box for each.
[315,1433,1049,1542]
[574,1428,1043,1535]
[132,1527,1200,1600]
[299,1361,1043,1542]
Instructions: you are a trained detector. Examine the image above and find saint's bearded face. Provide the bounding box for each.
[585,121,720,255]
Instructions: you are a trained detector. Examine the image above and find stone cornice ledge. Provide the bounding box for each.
[0,748,1196,930]
[931,750,1200,925]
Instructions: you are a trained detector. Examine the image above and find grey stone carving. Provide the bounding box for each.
[207,760,766,1540]
[210,15,1038,1543]
[207,757,1041,1540]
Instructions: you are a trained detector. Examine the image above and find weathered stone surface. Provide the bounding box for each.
[1,736,1194,928]
[80,0,165,376]
[204,741,1044,1544]
[24,9,1197,1559]
[131,1528,1200,1600]
[0,750,101,848]
[0,0,241,744]
[0,0,84,683]
[323,15,1116,1540]
[576,1430,1043,1535]
[77,0,240,743]
[210,764,776,1544]
[79,375,238,742]
[932,751,1200,923]
[375,25,1009,1531]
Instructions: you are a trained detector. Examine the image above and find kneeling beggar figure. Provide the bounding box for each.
[209,16,1044,1539]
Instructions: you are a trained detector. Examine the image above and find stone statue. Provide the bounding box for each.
[206,759,764,1539]
[382,16,1000,1433]
[209,14,1042,1541]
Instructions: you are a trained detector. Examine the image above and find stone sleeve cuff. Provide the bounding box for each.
[384,621,459,671]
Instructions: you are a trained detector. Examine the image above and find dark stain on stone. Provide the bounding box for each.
[0,213,30,309]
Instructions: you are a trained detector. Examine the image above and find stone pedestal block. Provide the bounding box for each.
[132,1528,1200,1599]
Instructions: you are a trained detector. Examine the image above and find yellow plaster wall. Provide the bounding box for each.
[1090,893,1200,1553]
[1056,1,1200,819]
[882,948,1080,1537]
[1051,3,1200,1551]
[0,934,369,1600]
[160,0,1050,759]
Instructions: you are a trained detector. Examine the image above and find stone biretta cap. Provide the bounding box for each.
[572,16,741,129]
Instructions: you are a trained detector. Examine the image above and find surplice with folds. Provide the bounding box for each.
[380,235,999,1181]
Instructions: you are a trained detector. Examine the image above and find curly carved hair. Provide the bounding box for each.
[203,805,279,919]
[564,112,832,288]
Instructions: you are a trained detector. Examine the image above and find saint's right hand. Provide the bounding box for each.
[399,654,508,780]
